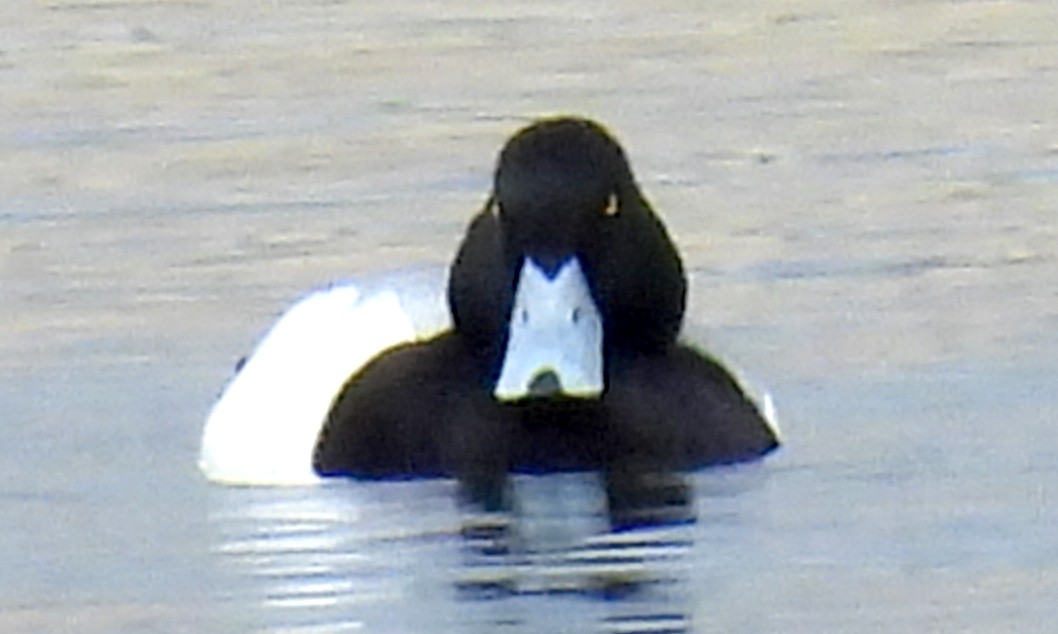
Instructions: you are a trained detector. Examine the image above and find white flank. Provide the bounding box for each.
[199,267,450,486]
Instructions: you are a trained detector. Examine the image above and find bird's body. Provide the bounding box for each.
[201,117,780,519]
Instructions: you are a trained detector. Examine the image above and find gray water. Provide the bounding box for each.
[3,1,1058,632]
[4,360,1055,632]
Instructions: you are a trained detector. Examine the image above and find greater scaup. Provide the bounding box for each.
[200,117,779,502]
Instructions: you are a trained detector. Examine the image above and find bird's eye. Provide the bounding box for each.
[571,307,581,324]
[603,193,619,217]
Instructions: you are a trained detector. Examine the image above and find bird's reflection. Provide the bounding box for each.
[208,473,696,633]
[456,471,694,634]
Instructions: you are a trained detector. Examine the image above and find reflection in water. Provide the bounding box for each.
[208,473,705,633]
[208,481,462,632]
[458,474,693,634]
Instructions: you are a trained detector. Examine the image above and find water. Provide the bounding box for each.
[3,1,1058,632]
[5,360,1054,632]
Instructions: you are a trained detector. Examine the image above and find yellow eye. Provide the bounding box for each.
[604,193,619,216]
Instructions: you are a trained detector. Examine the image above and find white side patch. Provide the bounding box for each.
[199,266,451,487]
[199,285,418,486]
[762,392,781,438]
[494,257,604,401]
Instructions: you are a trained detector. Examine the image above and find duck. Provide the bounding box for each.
[199,116,780,495]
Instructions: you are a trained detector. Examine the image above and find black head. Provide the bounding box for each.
[492,117,635,274]
[449,116,687,399]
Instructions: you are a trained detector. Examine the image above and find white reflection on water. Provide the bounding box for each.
[208,480,459,632]
[205,471,756,634]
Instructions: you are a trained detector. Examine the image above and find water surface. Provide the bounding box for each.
[3,1,1057,632]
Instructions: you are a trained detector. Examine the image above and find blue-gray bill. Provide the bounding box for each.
[494,257,604,401]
